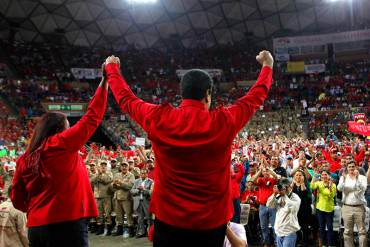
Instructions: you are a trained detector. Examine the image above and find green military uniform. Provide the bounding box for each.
[129,167,140,179]
[3,172,14,199]
[112,171,135,227]
[87,167,98,228]
[110,167,120,175]
[91,171,113,225]
[109,164,121,217]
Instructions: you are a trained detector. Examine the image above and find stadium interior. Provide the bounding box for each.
[0,0,369,247]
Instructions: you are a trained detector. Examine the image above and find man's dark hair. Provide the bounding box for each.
[277,178,290,191]
[180,69,213,100]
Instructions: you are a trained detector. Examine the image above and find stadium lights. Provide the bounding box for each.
[127,0,157,3]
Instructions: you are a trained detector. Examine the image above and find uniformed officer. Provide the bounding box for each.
[3,166,15,198]
[91,161,113,235]
[87,163,98,233]
[128,158,140,179]
[111,162,135,237]
[110,159,120,175]
[0,185,28,247]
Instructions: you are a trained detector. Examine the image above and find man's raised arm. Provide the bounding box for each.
[104,56,159,131]
[227,50,274,131]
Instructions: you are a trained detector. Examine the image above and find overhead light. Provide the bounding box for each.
[127,0,157,3]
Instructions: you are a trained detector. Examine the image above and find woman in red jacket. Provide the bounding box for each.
[11,71,108,247]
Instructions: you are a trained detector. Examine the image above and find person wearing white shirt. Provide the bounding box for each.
[337,161,367,247]
[267,178,301,247]
[223,222,247,247]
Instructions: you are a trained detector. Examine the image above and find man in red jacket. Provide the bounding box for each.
[251,166,279,247]
[230,160,244,223]
[105,51,273,247]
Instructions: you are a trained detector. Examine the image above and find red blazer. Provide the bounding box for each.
[106,63,272,230]
[11,86,107,227]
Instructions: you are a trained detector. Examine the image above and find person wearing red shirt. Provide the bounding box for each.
[105,51,273,246]
[10,75,108,247]
[241,179,258,208]
[230,161,245,223]
[146,159,155,181]
[322,149,341,173]
[251,166,278,247]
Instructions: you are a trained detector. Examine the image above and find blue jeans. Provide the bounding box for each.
[231,198,241,223]
[259,205,276,245]
[276,232,297,247]
[365,195,370,207]
[316,209,334,246]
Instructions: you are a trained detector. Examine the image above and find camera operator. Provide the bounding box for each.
[267,178,301,247]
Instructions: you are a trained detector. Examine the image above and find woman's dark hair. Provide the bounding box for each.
[180,69,213,100]
[321,170,330,176]
[27,112,67,153]
[293,169,307,182]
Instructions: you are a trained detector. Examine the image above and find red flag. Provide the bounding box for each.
[348,121,370,136]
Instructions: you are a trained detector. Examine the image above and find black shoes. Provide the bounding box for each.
[95,224,104,235]
[111,225,123,236]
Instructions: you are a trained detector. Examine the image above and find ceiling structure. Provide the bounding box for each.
[0,0,369,50]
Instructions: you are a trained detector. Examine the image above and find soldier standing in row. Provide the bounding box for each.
[87,162,98,233]
[3,167,15,198]
[91,161,113,235]
[111,162,135,237]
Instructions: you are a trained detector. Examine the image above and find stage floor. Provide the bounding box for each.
[89,233,152,247]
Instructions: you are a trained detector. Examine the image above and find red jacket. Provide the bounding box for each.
[256,177,277,205]
[11,86,107,227]
[241,189,258,208]
[231,163,244,199]
[322,149,341,173]
[106,63,272,230]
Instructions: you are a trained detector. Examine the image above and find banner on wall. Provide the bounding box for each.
[176,69,222,79]
[71,68,102,80]
[304,64,326,74]
[354,113,367,124]
[273,29,370,49]
[287,61,305,73]
[275,53,290,61]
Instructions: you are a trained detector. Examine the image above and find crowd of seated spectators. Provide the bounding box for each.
[245,110,304,139]
[1,40,64,80]
[0,100,35,145]
[0,40,369,148]
[0,78,94,117]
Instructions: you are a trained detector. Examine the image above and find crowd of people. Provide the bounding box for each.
[1,40,369,148]
[1,130,369,246]
[0,38,369,247]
